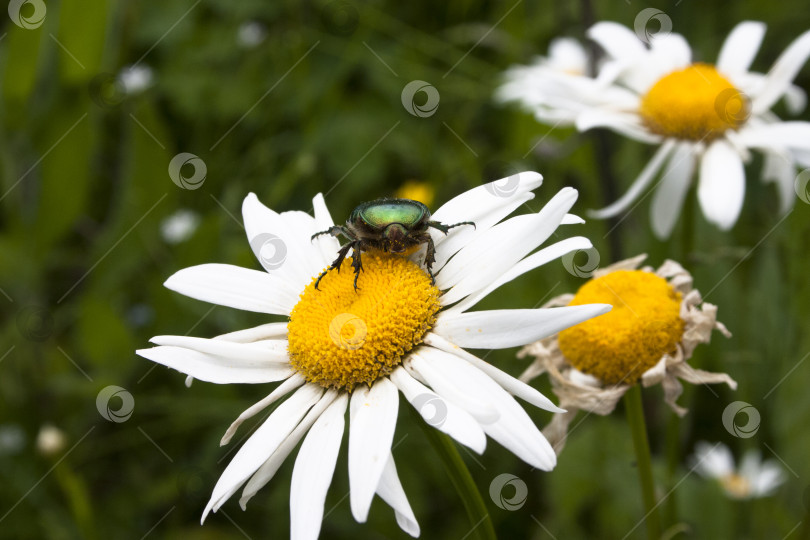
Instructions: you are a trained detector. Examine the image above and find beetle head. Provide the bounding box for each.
[383,223,408,253]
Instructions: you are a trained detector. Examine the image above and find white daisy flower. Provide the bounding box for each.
[500,21,810,237]
[136,173,611,539]
[693,441,786,499]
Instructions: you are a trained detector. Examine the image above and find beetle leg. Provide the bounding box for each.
[351,246,364,291]
[311,226,348,241]
[428,220,476,235]
[423,235,437,285]
[314,242,353,290]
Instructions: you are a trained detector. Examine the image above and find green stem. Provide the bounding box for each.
[625,385,661,540]
[414,411,497,540]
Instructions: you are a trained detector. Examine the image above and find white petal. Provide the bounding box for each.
[242,193,322,291]
[415,347,556,470]
[376,455,420,537]
[587,22,646,62]
[651,142,697,239]
[239,390,339,509]
[406,353,499,424]
[697,139,746,230]
[762,149,797,213]
[312,193,342,263]
[149,335,288,363]
[589,139,676,218]
[424,334,564,414]
[717,21,766,74]
[561,213,584,224]
[575,109,662,144]
[437,187,577,296]
[450,236,592,313]
[348,378,399,522]
[431,172,543,270]
[736,121,810,152]
[752,29,810,114]
[694,441,734,478]
[214,322,289,343]
[202,384,323,522]
[289,394,347,540]
[649,33,692,68]
[220,374,306,445]
[136,345,293,384]
[164,263,298,315]
[390,367,486,453]
[433,304,612,349]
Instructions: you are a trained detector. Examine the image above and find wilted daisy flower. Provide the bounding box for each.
[137,173,611,538]
[518,254,736,451]
[692,441,785,499]
[500,21,810,237]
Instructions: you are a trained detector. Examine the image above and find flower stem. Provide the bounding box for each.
[624,385,661,539]
[414,410,497,540]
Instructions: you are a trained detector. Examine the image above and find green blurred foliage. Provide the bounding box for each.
[1,0,809,539]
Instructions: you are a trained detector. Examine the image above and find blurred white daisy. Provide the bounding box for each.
[499,21,810,237]
[137,174,611,539]
[160,209,200,244]
[519,255,736,451]
[36,424,67,457]
[117,64,154,95]
[693,441,785,499]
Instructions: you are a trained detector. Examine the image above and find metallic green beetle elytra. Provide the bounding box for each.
[311,198,475,291]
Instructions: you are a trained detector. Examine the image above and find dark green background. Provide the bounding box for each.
[1,1,809,538]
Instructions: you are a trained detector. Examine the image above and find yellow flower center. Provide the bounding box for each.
[720,473,752,499]
[640,63,749,141]
[287,251,441,391]
[558,270,685,385]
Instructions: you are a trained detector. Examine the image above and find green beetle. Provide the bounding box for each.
[312,198,474,291]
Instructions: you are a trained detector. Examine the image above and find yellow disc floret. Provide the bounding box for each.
[558,270,685,385]
[287,251,441,391]
[640,63,749,141]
